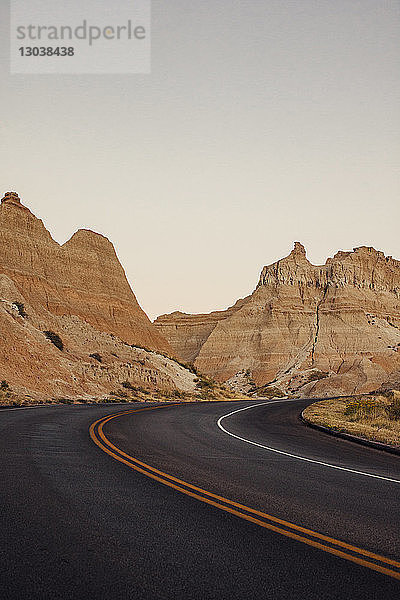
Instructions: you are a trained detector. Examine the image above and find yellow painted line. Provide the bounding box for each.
[89,405,400,581]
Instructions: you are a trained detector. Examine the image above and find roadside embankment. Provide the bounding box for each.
[302,391,400,451]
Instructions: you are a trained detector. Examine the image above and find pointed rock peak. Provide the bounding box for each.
[63,228,115,254]
[72,228,110,242]
[2,191,22,206]
[1,191,32,216]
[290,241,307,257]
[292,241,306,255]
[0,190,40,221]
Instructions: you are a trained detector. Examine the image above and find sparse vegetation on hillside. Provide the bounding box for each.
[121,381,150,394]
[253,385,286,399]
[195,377,214,390]
[127,343,200,375]
[12,301,27,318]
[0,381,29,407]
[109,371,246,403]
[193,375,245,401]
[104,395,129,404]
[0,342,246,406]
[129,343,151,353]
[120,344,244,401]
[306,370,328,383]
[121,380,136,390]
[173,360,198,375]
[43,330,64,351]
[58,397,74,405]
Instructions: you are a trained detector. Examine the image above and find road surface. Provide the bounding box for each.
[0,399,399,599]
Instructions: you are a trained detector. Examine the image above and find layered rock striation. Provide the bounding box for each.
[0,191,170,352]
[0,192,195,400]
[155,242,400,396]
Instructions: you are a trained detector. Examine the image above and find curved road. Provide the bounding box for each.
[0,399,399,599]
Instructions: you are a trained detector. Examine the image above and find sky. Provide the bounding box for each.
[1,0,399,320]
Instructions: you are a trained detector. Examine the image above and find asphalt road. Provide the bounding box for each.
[0,399,399,599]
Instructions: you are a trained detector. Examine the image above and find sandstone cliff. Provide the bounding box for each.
[0,191,170,351]
[0,192,197,401]
[155,242,400,397]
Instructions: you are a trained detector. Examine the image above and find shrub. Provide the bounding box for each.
[386,393,400,420]
[307,370,329,383]
[151,351,199,375]
[257,385,286,399]
[121,381,151,395]
[0,380,9,391]
[130,344,151,353]
[105,395,128,403]
[57,397,73,404]
[89,353,102,363]
[195,377,215,389]
[344,398,382,420]
[110,389,129,398]
[127,345,200,377]
[43,331,64,351]
[12,301,27,318]
[122,381,136,390]
[168,358,198,375]
[182,362,198,375]
[386,401,400,420]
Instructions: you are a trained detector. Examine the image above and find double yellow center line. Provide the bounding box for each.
[89,405,400,581]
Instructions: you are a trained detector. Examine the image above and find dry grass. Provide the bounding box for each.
[121,382,248,403]
[303,394,400,448]
[0,388,38,407]
[0,379,247,407]
[0,391,246,407]
[254,385,286,399]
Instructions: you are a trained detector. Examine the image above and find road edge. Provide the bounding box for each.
[300,408,400,457]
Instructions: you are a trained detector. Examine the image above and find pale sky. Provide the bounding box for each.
[1,1,399,320]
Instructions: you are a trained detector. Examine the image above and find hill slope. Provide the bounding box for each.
[0,192,196,401]
[155,243,400,397]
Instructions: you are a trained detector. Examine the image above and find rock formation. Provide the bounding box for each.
[155,243,400,397]
[0,191,170,351]
[0,192,197,401]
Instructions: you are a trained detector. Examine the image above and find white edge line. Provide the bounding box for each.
[217,400,400,485]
